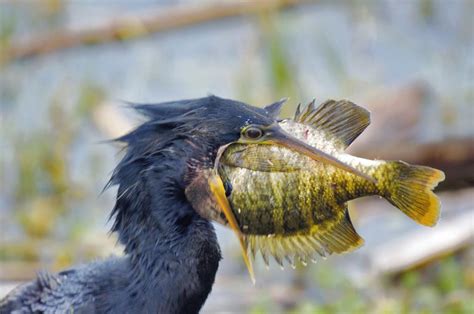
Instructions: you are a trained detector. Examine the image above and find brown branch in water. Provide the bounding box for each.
[356,138,474,190]
[1,0,304,64]
[366,188,474,276]
[348,83,474,190]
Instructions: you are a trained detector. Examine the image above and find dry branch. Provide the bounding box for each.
[1,0,303,64]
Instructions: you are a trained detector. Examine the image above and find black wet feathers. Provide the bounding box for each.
[1,96,279,314]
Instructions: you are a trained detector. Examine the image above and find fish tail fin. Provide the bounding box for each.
[382,161,445,226]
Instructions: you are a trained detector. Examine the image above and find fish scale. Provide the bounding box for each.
[186,99,445,276]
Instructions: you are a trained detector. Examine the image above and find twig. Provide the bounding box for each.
[1,0,303,64]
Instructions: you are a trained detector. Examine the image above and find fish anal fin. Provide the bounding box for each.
[246,205,364,267]
[294,99,370,149]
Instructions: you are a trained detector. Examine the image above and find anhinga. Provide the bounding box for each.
[1,96,366,313]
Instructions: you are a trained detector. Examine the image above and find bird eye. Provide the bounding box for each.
[244,127,263,139]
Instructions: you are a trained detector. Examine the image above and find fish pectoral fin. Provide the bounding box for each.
[246,205,364,268]
[294,99,370,149]
[208,173,255,284]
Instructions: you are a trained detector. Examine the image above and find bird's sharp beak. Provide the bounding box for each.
[264,125,376,183]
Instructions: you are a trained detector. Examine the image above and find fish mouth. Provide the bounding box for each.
[261,125,375,183]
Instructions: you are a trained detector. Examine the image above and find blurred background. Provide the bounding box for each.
[0,0,473,313]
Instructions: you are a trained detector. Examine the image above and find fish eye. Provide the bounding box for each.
[243,126,264,139]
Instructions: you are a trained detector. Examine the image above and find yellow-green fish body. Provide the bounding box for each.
[186,100,445,267]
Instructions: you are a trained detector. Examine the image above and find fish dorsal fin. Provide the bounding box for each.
[244,205,364,268]
[294,99,370,149]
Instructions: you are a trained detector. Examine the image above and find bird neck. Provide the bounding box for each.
[126,210,220,313]
[110,149,221,312]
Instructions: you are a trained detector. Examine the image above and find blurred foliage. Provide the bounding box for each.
[0,10,15,65]
[418,0,435,23]
[248,248,474,314]
[235,10,299,114]
[0,0,65,65]
[0,13,14,49]
[1,1,472,312]
[0,242,39,262]
[259,11,298,116]
[1,82,106,262]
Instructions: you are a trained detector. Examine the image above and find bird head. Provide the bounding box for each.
[109,96,369,260]
[120,95,365,179]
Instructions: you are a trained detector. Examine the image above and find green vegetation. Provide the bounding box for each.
[249,249,474,314]
[1,82,106,268]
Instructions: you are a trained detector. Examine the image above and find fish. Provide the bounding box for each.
[185,99,445,278]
